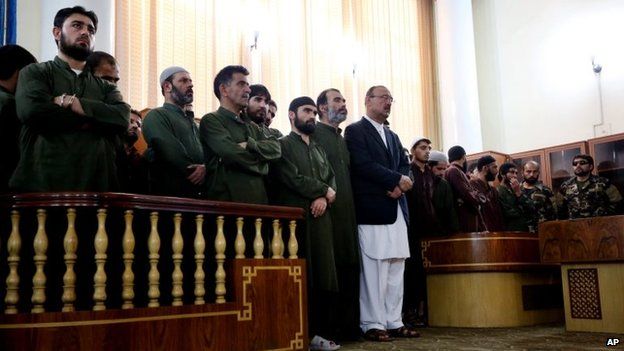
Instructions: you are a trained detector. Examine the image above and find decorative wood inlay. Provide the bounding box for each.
[539,216,624,263]
[5,210,21,314]
[568,268,602,319]
[171,213,184,306]
[194,214,205,305]
[234,217,245,259]
[31,209,48,313]
[253,218,264,259]
[288,220,298,259]
[93,209,108,311]
[214,216,226,304]
[271,220,284,259]
[148,212,161,307]
[122,210,135,309]
[62,208,78,312]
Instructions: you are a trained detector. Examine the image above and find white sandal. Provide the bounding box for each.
[310,335,341,351]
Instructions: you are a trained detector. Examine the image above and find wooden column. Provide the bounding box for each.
[62,209,78,312]
[194,214,205,305]
[148,212,161,307]
[31,209,48,313]
[5,210,21,314]
[122,210,135,309]
[214,216,226,304]
[93,209,108,311]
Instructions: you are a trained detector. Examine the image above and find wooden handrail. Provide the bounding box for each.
[0,192,305,219]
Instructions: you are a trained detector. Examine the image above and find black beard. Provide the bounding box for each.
[486,171,496,182]
[461,161,467,173]
[59,33,92,61]
[124,132,139,146]
[171,85,193,105]
[524,177,538,185]
[575,169,591,177]
[248,111,265,124]
[295,117,315,135]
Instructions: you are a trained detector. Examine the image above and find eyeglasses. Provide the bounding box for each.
[572,160,589,166]
[370,94,394,103]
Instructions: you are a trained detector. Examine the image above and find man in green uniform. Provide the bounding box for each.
[84,51,120,85]
[521,161,556,232]
[200,65,280,204]
[427,150,459,233]
[0,45,37,193]
[270,96,340,350]
[265,99,283,138]
[313,88,361,340]
[558,154,623,219]
[10,6,130,192]
[247,84,282,139]
[142,66,205,197]
[496,162,530,231]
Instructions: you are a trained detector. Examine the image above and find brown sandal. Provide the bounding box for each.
[388,326,420,338]
[363,328,393,342]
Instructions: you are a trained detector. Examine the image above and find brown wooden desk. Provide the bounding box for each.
[422,232,563,327]
[539,216,624,333]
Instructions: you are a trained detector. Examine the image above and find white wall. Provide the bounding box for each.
[435,0,483,154]
[17,0,114,61]
[473,0,624,154]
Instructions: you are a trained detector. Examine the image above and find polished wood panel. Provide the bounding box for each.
[561,263,624,333]
[427,272,563,327]
[422,232,559,273]
[538,216,624,263]
[0,259,308,351]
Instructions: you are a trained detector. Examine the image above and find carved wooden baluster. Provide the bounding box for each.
[253,218,264,259]
[62,208,78,312]
[194,214,205,305]
[31,209,48,313]
[5,211,21,314]
[214,216,226,303]
[122,210,135,309]
[171,213,184,306]
[271,219,284,259]
[288,220,298,259]
[148,212,161,307]
[93,209,108,311]
[234,217,245,259]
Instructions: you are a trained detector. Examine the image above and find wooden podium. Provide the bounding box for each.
[422,232,563,327]
[539,216,624,334]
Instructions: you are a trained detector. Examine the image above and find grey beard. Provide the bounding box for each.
[171,85,193,105]
[328,109,347,124]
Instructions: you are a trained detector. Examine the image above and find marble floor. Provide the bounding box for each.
[338,324,620,351]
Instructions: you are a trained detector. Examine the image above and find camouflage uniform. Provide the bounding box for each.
[521,182,556,232]
[557,175,623,219]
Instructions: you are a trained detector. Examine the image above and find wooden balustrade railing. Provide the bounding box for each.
[0,192,304,315]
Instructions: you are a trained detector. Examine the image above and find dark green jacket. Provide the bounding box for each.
[312,122,360,267]
[497,184,530,231]
[10,56,130,192]
[143,103,204,197]
[432,177,460,235]
[271,131,338,292]
[0,86,19,193]
[200,107,280,204]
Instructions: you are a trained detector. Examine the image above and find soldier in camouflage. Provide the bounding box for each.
[557,154,623,219]
[520,161,556,232]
